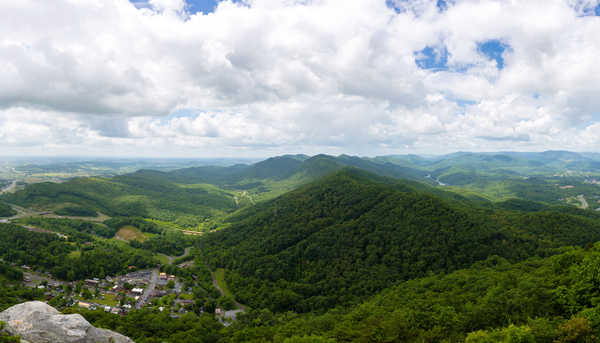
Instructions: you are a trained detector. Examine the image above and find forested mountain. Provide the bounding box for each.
[5,151,598,225]
[222,244,600,343]
[0,154,429,225]
[165,154,426,187]
[376,150,600,174]
[200,169,600,313]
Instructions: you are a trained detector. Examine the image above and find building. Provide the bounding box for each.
[159,272,167,280]
[131,288,144,294]
[78,302,91,309]
[85,279,99,287]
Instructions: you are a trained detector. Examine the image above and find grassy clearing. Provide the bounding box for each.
[214,268,233,298]
[68,250,81,258]
[146,219,184,232]
[115,225,146,242]
[155,254,170,265]
[93,293,119,307]
[179,293,194,300]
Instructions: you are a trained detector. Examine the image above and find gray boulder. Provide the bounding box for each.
[0,301,134,343]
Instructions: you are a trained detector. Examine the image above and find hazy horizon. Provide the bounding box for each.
[2,149,600,162]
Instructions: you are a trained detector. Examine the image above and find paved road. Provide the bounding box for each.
[206,263,247,311]
[159,246,191,265]
[136,269,158,309]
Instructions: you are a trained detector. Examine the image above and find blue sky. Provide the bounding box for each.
[478,40,509,69]
[415,39,510,72]
[131,0,241,14]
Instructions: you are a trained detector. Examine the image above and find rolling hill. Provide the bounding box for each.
[199,169,600,313]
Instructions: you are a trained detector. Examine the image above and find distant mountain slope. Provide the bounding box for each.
[200,169,600,313]
[164,153,427,188]
[377,150,600,175]
[1,172,235,222]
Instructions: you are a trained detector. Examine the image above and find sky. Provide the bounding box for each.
[1,0,600,157]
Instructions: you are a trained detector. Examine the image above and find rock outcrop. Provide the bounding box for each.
[0,301,134,343]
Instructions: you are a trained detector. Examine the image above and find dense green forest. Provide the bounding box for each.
[200,169,600,313]
[215,245,600,342]
[0,223,156,280]
[104,216,161,234]
[0,202,15,218]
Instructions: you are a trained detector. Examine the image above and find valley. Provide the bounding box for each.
[3,152,600,342]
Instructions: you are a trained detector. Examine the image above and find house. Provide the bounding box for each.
[85,279,99,287]
[168,275,175,281]
[159,272,167,280]
[78,302,91,309]
[104,306,111,312]
[215,308,224,315]
[110,307,120,315]
[131,288,144,294]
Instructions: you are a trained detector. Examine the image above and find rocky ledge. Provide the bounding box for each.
[0,301,133,343]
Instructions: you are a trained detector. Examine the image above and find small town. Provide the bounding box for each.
[20,262,242,325]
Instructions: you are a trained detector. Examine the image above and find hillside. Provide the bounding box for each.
[166,154,426,188]
[1,171,236,225]
[200,169,600,313]
[0,202,15,217]
[221,244,600,342]
[5,152,596,225]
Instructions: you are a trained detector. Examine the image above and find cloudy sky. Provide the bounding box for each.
[1,0,600,157]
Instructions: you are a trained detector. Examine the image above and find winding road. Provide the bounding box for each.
[200,252,247,311]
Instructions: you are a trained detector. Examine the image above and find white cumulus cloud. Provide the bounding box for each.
[0,0,600,156]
